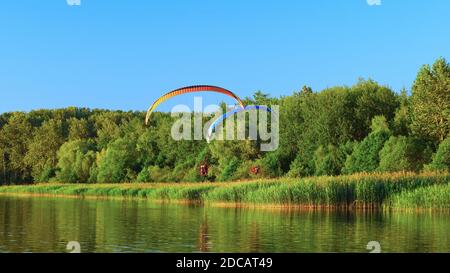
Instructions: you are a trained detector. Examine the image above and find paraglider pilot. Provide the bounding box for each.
[200,164,209,177]
[251,166,260,175]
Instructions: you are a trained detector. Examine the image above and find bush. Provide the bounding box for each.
[55,140,96,183]
[287,151,315,177]
[38,167,56,183]
[147,166,173,182]
[218,157,240,181]
[378,136,431,172]
[96,138,139,183]
[136,167,152,182]
[313,144,350,176]
[231,160,254,180]
[343,116,391,174]
[425,137,450,171]
[261,152,283,178]
[182,167,204,182]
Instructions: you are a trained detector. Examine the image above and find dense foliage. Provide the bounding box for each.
[0,58,449,184]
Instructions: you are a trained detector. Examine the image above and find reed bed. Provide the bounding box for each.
[203,172,449,207]
[0,172,448,208]
[388,183,450,209]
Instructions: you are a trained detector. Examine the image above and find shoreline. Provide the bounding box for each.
[1,172,449,210]
[1,192,450,213]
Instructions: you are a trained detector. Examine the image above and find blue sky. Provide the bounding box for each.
[0,0,449,113]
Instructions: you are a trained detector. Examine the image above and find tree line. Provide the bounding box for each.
[0,58,449,184]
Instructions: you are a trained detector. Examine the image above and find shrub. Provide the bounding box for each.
[96,138,139,183]
[425,137,450,171]
[55,140,96,183]
[288,151,315,177]
[261,152,283,178]
[313,145,349,176]
[136,167,152,182]
[218,157,240,181]
[379,136,431,172]
[343,116,391,174]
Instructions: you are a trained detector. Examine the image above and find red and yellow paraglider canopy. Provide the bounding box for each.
[145,85,245,125]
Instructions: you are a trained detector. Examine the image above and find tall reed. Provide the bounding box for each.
[0,172,448,208]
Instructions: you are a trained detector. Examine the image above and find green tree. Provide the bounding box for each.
[0,113,33,183]
[218,157,240,181]
[343,116,391,174]
[277,90,309,173]
[0,74,441,185]
[25,119,66,182]
[425,136,450,171]
[411,58,450,143]
[96,137,139,183]
[349,79,399,140]
[313,144,350,176]
[260,152,283,178]
[93,112,129,150]
[55,140,96,183]
[68,118,93,141]
[378,136,431,172]
[286,80,398,177]
[392,89,411,136]
[136,167,152,182]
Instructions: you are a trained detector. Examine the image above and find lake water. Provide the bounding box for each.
[0,195,449,253]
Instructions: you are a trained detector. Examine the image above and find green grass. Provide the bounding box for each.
[388,183,450,209]
[0,183,218,201]
[0,172,449,208]
[203,172,450,207]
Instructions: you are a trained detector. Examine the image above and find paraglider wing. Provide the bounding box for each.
[206,105,272,142]
[145,85,245,125]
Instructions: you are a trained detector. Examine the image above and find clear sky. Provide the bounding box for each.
[0,0,449,113]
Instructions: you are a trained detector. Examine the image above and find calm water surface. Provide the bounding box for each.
[0,195,449,253]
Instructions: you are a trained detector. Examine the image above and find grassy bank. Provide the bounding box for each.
[0,172,449,208]
[388,184,450,209]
